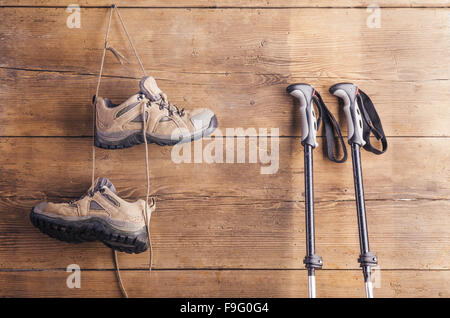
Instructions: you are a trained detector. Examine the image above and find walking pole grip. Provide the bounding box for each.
[329,83,365,146]
[286,84,319,148]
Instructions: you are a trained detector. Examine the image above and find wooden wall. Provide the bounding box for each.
[0,0,449,297]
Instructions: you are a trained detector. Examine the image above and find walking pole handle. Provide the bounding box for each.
[329,83,365,146]
[286,84,319,148]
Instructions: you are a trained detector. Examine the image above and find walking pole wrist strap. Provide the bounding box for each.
[357,89,388,155]
[313,91,348,163]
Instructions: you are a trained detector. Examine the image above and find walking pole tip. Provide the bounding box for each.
[365,281,374,298]
[308,275,316,298]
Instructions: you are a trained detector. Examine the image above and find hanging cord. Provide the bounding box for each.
[93,4,152,298]
[113,249,129,298]
[107,46,130,65]
[113,5,146,77]
[92,6,113,186]
[114,2,153,275]
[141,100,153,272]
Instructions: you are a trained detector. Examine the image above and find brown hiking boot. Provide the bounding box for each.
[94,76,218,149]
[30,177,155,254]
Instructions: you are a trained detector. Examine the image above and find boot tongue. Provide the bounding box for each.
[139,76,163,101]
[92,177,117,194]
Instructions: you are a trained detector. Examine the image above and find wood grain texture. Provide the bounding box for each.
[1,8,448,80]
[1,138,448,202]
[1,68,449,137]
[0,270,448,298]
[1,0,449,8]
[1,197,449,270]
[1,3,449,297]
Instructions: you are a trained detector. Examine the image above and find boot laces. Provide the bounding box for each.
[141,99,154,274]
[138,92,185,117]
[158,93,185,117]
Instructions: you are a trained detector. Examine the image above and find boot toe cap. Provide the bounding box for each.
[33,202,49,214]
[190,109,215,130]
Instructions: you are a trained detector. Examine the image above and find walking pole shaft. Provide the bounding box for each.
[351,144,374,298]
[304,144,316,298]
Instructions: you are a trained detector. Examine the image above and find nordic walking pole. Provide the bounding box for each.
[287,84,323,298]
[329,83,379,298]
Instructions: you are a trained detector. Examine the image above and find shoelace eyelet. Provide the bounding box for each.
[158,98,183,117]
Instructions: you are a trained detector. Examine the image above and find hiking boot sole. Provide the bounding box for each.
[95,115,218,149]
[30,208,149,254]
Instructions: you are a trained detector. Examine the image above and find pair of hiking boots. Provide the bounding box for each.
[30,76,218,254]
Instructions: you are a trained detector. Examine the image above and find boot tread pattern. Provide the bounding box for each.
[30,209,148,254]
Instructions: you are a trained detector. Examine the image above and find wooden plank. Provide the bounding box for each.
[1,197,448,269]
[1,8,448,80]
[0,138,448,202]
[0,269,447,297]
[1,69,449,137]
[1,138,446,270]
[1,1,448,8]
